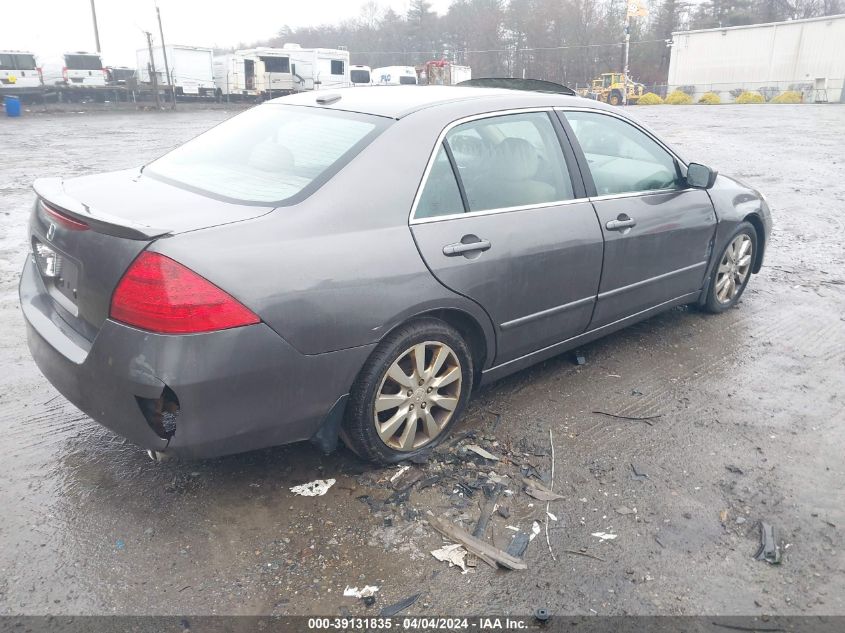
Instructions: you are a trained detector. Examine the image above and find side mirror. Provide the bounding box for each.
[686,162,718,189]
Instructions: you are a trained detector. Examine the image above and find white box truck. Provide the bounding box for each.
[282,44,350,91]
[137,45,215,97]
[214,48,296,99]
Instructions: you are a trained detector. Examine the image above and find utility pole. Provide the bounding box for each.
[623,11,631,105]
[156,4,177,109]
[145,31,162,109]
[90,0,102,53]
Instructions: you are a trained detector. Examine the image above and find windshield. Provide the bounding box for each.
[146,104,386,205]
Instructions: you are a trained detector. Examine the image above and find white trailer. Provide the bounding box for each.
[137,45,215,97]
[214,48,295,99]
[282,44,350,91]
[668,15,845,103]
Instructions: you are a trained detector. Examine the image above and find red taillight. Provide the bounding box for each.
[62,67,68,81]
[41,201,89,231]
[110,252,260,334]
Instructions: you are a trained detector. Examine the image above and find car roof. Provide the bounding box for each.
[269,85,607,119]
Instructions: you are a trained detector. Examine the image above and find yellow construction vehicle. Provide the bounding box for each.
[579,73,645,105]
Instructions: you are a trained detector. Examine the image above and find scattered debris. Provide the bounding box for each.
[522,478,563,501]
[429,515,527,570]
[530,521,542,541]
[592,410,661,425]
[547,511,558,521]
[290,479,336,497]
[497,506,511,519]
[654,536,665,548]
[472,484,503,538]
[591,532,618,541]
[563,549,606,562]
[725,464,744,475]
[466,445,500,461]
[380,593,421,617]
[720,509,729,524]
[615,506,636,515]
[630,463,649,481]
[390,466,411,483]
[431,543,469,573]
[736,517,747,525]
[506,532,531,558]
[753,521,783,564]
[572,353,586,366]
[343,585,380,599]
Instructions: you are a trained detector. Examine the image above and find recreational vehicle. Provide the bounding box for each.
[214,48,295,99]
[282,44,350,91]
[372,66,417,85]
[0,51,42,93]
[137,45,215,97]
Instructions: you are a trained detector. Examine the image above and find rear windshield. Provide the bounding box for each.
[146,104,387,205]
[65,55,102,70]
[399,75,417,85]
[0,54,37,70]
[350,69,370,84]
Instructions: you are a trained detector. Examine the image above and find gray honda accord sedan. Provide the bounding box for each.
[20,86,771,463]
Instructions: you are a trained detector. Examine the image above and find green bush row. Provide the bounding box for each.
[636,90,804,105]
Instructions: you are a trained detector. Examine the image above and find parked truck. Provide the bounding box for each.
[137,45,215,97]
[41,52,106,90]
[0,50,43,95]
[416,60,471,86]
[214,47,298,99]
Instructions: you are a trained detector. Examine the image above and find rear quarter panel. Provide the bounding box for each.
[151,104,508,361]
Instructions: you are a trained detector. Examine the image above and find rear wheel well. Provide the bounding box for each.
[409,309,488,386]
[743,213,765,273]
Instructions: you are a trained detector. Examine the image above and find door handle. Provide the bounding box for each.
[443,238,492,256]
[606,214,637,231]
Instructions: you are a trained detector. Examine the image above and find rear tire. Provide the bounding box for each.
[609,90,623,106]
[343,318,474,464]
[702,222,757,313]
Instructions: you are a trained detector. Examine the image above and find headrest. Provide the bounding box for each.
[490,137,539,181]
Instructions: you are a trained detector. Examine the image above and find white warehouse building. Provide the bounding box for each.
[668,14,845,103]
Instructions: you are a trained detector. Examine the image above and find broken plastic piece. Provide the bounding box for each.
[431,543,469,573]
[290,479,336,496]
[343,585,380,598]
[753,521,782,564]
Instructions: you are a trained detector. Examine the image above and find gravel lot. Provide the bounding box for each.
[0,104,843,617]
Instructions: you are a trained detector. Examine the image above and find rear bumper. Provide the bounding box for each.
[20,257,372,458]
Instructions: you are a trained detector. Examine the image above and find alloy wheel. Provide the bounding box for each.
[715,234,753,304]
[373,341,462,451]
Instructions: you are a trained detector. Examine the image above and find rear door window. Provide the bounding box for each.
[146,104,387,205]
[564,111,683,195]
[415,146,464,219]
[445,112,574,212]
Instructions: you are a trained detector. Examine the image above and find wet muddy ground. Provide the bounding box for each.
[0,104,843,616]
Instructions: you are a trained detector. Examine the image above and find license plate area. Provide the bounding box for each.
[32,237,81,315]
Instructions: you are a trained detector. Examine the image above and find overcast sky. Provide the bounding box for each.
[6,0,454,67]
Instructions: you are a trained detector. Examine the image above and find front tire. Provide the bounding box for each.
[343,318,474,464]
[703,222,757,313]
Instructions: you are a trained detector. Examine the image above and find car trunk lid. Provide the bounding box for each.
[30,171,274,341]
